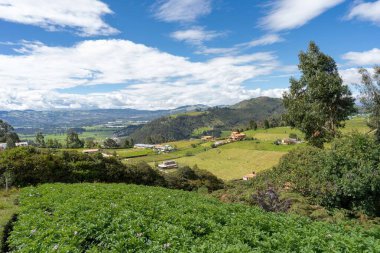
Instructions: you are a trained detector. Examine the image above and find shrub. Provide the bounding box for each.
[264,133,380,216]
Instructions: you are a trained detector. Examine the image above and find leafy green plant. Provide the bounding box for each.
[6,184,380,252]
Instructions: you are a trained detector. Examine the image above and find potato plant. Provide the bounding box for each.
[7,183,380,252]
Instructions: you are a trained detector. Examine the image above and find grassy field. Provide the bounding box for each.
[175,143,286,180]
[0,189,19,249]
[18,128,116,144]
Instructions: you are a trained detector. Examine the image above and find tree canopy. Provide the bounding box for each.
[358,66,380,142]
[283,42,356,147]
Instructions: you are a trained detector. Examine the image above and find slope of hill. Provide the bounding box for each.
[128,97,284,143]
[6,183,378,252]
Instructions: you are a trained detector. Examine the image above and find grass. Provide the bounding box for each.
[170,111,206,118]
[18,129,115,144]
[0,188,19,249]
[175,146,286,180]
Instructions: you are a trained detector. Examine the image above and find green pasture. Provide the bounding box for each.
[0,189,19,250]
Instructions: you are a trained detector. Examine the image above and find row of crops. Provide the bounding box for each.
[6,183,380,252]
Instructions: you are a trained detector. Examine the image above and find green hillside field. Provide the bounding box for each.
[6,184,379,252]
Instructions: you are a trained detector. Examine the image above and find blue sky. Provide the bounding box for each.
[0,0,379,110]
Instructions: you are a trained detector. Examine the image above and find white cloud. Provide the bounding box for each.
[170,27,224,45]
[342,48,380,65]
[154,0,212,23]
[0,0,118,36]
[239,34,284,48]
[347,1,380,25]
[0,39,284,110]
[260,0,344,31]
[195,34,283,55]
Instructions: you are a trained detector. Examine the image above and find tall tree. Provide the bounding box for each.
[35,132,45,147]
[264,119,270,129]
[66,130,84,149]
[283,42,356,147]
[249,120,258,130]
[358,66,380,142]
[0,120,20,148]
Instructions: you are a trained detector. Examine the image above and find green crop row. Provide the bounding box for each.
[7,183,380,252]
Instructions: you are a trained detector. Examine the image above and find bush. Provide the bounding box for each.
[263,133,380,216]
[0,147,222,193]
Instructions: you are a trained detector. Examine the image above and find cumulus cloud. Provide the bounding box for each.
[347,0,380,25]
[342,48,380,65]
[170,27,224,45]
[0,0,118,36]
[260,0,344,31]
[0,39,285,110]
[154,0,212,23]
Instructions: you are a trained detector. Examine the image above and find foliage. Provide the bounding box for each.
[0,120,19,148]
[0,147,223,193]
[6,183,380,252]
[264,119,270,129]
[65,131,84,149]
[260,133,380,216]
[164,166,224,192]
[358,66,380,142]
[283,42,356,147]
[34,132,45,148]
[103,138,119,148]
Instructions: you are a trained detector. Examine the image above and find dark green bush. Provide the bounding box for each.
[261,133,380,216]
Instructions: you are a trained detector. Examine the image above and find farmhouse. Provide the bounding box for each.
[134,144,156,149]
[15,142,29,147]
[82,149,100,154]
[201,136,214,141]
[154,144,174,153]
[158,160,178,169]
[243,172,256,181]
[230,131,246,141]
[281,138,299,145]
[0,143,7,151]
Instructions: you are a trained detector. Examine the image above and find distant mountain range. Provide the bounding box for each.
[0,105,209,134]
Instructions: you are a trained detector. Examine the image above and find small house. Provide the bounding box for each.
[243,171,257,181]
[158,160,178,169]
[154,144,174,153]
[201,136,214,141]
[134,144,156,149]
[281,138,299,145]
[15,142,29,147]
[0,143,7,151]
[230,132,246,141]
[82,149,100,154]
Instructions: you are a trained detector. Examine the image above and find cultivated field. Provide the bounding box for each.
[6,184,378,252]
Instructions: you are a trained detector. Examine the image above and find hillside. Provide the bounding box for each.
[6,183,379,252]
[128,97,284,143]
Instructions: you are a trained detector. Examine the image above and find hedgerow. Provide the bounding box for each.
[7,183,380,252]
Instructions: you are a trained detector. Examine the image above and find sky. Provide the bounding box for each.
[0,0,379,110]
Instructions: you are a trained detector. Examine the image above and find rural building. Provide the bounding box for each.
[158,160,178,169]
[281,138,299,145]
[134,144,156,149]
[213,140,227,147]
[82,149,100,154]
[201,136,214,141]
[154,144,174,153]
[230,132,246,141]
[15,142,29,147]
[0,143,7,151]
[243,172,256,181]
